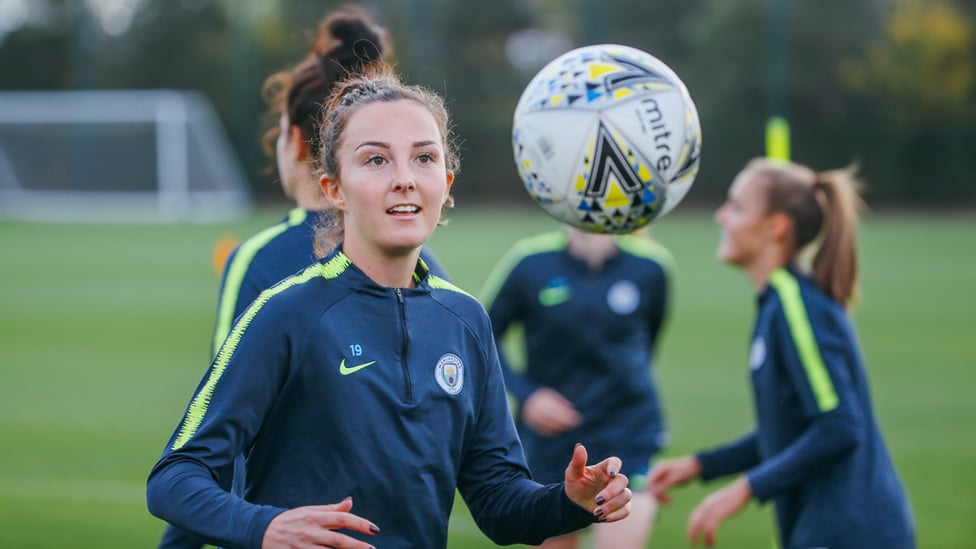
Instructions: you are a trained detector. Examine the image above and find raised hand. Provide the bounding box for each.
[563,443,631,522]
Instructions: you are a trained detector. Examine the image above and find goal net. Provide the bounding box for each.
[0,89,253,223]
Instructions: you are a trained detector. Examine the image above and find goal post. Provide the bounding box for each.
[0,89,253,223]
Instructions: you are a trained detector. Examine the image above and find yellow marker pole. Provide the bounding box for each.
[765,116,791,161]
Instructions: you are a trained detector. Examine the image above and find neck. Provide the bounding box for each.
[744,248,789,292]
[293,174,331,211]
[566,230,618,272]
[341,237,421,288]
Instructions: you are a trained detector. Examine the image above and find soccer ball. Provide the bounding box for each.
[512,44,701,234]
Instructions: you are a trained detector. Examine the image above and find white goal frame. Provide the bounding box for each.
[0,89,253,223]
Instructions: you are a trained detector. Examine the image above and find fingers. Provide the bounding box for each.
[522,388,582,436]
[263,501,380,549]
[684,479,750,548]
[309,496,354,513]
[647,467,676,503]
[600,455,622,479]
[593,484,632,523]
[647,456,700,503]
[686,501,719,548]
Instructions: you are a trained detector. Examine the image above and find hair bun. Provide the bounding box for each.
[328,15,385,62]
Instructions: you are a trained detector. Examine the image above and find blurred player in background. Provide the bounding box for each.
[157,8,448,549]
[648,158,915,548]
[149,63,632,549]
[481,226,674,549]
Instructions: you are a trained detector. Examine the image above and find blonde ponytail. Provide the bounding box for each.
[811,167,865,306]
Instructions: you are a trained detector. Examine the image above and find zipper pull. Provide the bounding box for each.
[395,287,404,303]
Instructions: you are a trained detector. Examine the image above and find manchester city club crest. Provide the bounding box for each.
[435,353,464,395]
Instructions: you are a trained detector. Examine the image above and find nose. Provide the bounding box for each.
[392,162,416,192]
[393,179,416,192]
[714,203,726,225]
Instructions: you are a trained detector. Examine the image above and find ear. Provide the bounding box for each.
[766,212,792,243]
[320,173,345,210]
[445,170,455,192]
[290,125,309,162]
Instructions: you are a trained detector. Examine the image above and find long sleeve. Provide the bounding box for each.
[148,293,297,549]
[457,335,593,545]
[696,432,761,481]
[745,415,858,502]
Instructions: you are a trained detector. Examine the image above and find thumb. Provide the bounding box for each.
[565,443,588,482]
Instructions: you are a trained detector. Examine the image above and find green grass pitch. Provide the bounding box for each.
[0,207,973,548]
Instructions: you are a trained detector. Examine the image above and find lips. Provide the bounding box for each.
[387,204,420,214]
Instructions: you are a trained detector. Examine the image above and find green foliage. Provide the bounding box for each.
[1,1,975,203]
[842,0,975,123]
[0,207,974,547]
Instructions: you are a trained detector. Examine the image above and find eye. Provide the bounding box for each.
[417,152,436,164]
[366,154,386,166]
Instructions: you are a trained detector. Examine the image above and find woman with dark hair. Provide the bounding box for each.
[156,9,446,549]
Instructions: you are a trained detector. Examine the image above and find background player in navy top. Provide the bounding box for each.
[157,10,447,549]
[481,227,673,549]
[148,64,632,549]
[648,158,915,548]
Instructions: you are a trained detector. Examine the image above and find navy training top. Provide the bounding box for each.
[480,231,673,482]
[159,208,450,549]
[147,249,595,549]
[696,267,915,549]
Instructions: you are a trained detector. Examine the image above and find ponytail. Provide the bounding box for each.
[811,167,865,306]
[747,158,865,306]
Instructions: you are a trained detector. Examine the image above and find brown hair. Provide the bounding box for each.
[261,7,390,161]
[747,158,866,306]
[313,63,459,256]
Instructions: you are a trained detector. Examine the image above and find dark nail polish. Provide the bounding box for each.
[595,495,606,505]
[594,508,604,518]
[370,524,380,534]
[597,515,608,523]
[609,470,617,478]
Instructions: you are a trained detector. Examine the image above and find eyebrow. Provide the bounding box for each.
[354,140,440,150]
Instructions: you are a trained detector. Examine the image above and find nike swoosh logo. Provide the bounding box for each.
[338,358,377,376]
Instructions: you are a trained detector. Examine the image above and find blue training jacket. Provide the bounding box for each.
[159,208,451,549]
[480,230,673,483]
[147,248,594,549]
[696,267,915,549]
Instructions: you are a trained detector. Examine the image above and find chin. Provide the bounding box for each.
[717,248,744,267]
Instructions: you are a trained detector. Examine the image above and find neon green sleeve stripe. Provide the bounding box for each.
[173,252,350,450]
[768,269,839,412]
[479,231,568,307]
[212,208,308,357]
